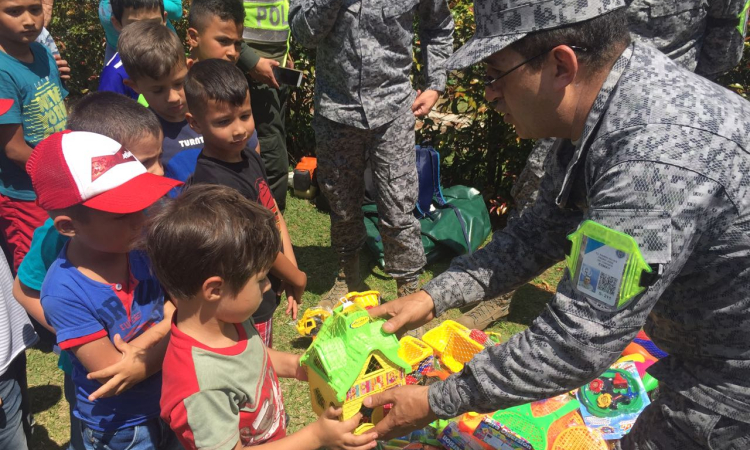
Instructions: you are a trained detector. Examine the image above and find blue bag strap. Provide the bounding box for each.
[419,146,473,254]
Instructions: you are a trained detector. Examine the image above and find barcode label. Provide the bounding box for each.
[599,273,618,296]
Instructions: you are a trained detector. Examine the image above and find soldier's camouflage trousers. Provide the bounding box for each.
[617,385,750,450]
[313,113,426,281]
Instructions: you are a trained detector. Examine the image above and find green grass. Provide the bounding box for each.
[26,195,563,448]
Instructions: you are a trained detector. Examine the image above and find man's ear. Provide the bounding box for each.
[187,28,200,49]
[202,276,224,302]
[550,45,579,92]
[161,11,167,25]
[123,78,141,94]
[111,16,123,33]
[185,112,202,134]
[53,215,76,238]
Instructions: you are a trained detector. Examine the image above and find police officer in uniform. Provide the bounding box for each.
[457,0,750,330]
[289,0,454,305]
[364,0,750,448]
[237,0,293,210]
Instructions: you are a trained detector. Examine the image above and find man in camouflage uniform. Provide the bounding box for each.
[458,0,750,329]
[289,0,454,304]
[365,0,750,447]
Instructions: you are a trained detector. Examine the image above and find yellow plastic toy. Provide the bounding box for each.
[596,393,612,409]
[295,307,331,337]
[300,304,412,434]
[335,290,381,310]
[421,320,469,356]
[296,291,382,338]
[421,320,484,373]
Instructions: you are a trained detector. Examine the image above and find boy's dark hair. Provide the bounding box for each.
[188,0,245,31]
[111,0,164,23]
[184,59,249,116]
[67,92,161,144]
[119,20,186,81]
[510,9,630,74]
[145,184,281,300]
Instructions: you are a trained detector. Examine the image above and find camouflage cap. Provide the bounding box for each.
[446,0,626,70]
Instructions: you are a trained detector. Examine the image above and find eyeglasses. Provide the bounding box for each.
[484,45,588,87]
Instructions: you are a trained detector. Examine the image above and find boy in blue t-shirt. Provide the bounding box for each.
[119,21,208,183]
[27,130,182,449]
[13,92,169,450]
[0,0,68,271]
[98,0,167,100]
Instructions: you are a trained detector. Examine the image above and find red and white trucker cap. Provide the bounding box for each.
[27,130,182,214]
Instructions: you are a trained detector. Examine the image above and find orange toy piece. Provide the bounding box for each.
[622,342,657,364]
[545,410,585,450]
[293,157,318,199]
[457,412,488,435]
[551,426,608,450]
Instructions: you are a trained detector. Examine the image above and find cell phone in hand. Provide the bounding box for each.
[272,66,303,87]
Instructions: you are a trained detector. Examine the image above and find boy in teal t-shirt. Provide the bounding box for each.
[0,0,68,271]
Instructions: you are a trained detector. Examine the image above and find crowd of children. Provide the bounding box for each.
[0,0,376,449]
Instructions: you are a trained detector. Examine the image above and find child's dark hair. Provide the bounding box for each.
[145,184,280,301]
[68,92,161,144]
[188,0,245,31]
[111,0,165,23]
[184,59,249,116]
[119,20,186,81]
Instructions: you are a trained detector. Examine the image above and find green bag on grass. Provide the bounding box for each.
[363,185,491,268]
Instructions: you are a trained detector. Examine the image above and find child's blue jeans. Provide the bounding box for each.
[81,418,183,450]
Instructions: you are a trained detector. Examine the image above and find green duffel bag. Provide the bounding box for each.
[363,185,491,268]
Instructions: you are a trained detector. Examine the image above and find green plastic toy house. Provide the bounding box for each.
[300,303,411,434]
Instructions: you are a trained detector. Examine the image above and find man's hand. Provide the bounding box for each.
[364,385,436,441]
[248,57,280,89]
[54,54,70,81]
[86,334,148,400]
[368,290,437,336]
[411,90,440,117]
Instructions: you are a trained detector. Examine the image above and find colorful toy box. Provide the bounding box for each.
[300,304,411,434]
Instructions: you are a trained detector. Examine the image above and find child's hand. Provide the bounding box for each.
[284,271,307,320]
[249,57,280,89]
[312,407,378,450]
[54,54,71,81]
[86,334,148,400]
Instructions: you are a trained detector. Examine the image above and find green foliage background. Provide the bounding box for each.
[50,0,750,222]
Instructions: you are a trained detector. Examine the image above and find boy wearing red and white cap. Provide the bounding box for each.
[27,130,183,450]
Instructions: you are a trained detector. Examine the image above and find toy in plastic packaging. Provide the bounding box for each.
[576,361,651,440]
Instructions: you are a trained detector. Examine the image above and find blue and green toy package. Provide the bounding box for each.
[577,360,651,440]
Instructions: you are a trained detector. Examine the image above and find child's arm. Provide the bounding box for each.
[232,407,377,450]
[85,301,176,400]
[274,199,304,319]
[12,278,55,333]
[270,252,307,319]
[266,348,305,380]
[0,124,34,167]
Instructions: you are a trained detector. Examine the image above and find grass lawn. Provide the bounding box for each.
[26,195,564,449]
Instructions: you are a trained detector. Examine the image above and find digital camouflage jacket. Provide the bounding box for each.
[425,42,750,422]
[288,0,454,129]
